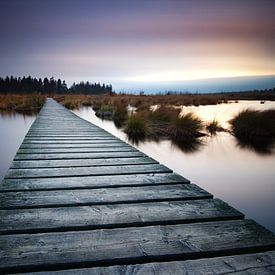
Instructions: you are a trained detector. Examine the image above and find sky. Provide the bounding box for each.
[0,0,275,92]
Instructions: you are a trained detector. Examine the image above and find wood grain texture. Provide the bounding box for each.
[0,220,274,273]
[0,173,189,191]
[0,184,211,209]
[0,199,243,235]
[22,251,275,275]
[17,147,136,154]
[5,164,171,179]
[14,151,146,160]
[10,157,158,169]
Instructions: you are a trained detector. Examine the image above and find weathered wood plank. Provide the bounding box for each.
[0,173,189,191]
[22,251,275,275]
[5,164,170,179]
[0,220,274,273]
[10,157,158,169]
[14,151,145,160]
[27,130,106,133]
[26,134,107,138]
[0,184,210,209]
[23,136,119,141]
[17,147,135,154]
[24,136,115,140]
[22,140,128,145]
[19,142,128,149]
[22,139,120,144]
[0,199,243,235]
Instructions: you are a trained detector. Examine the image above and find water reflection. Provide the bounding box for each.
[171,137,203,153]
[0,108,40,117]
[234,134,274,155]
[73,101,275,233]
[0,112,36,181]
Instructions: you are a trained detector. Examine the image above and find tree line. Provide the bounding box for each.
[0,76,112,94]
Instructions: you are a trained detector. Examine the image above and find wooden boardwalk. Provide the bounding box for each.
[0,98,275,274]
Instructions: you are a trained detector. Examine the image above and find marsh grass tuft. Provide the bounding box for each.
[206,119,225,135]
[150,105,180,123]
[230,109,275,153]
[113,101,128,128]
[168,113,204,140]
[124,114,148,142]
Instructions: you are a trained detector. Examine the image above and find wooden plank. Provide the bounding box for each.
[22,139,120,144]
[10,157,158,169]
[27,128,104,131]
[0,220,274,273]
[17,147,135,154]
[0,183,210,209]
[23,136,119,141]
[24,136,115,140]
[27,130,106,134]
[26,134,107,138]
[21,140,127,145]
[5,164,170,179]
[19,142,128,149]
[0,173,189,191]
[21,251,275,274]
[0,199,243,235]
[14,151,145,160]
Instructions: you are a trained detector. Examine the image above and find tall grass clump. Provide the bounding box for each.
[206,119,225,135]
[168,113,204,140]
[230,109,275,152]
[150,105,180,122]
[113,101,128,127]
[124,114,148,142]
[166,113,204,152]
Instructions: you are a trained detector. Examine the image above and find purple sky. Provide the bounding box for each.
[1,0,275,91]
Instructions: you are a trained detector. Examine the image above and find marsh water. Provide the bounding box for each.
[0,101,274,233]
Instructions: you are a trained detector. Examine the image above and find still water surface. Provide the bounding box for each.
[73,101,275,233]
[0,112,35,181]
[0,101,274,233]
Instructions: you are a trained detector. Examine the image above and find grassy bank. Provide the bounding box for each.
[1,90,274,112]
[0,94,46,115]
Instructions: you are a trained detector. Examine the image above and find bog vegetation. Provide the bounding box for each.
[0,80,274,152]
[230,109,275,152]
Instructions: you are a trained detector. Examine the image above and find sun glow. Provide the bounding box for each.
[125,71,271,83]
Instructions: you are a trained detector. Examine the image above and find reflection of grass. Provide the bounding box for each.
[171,137,203,153]
[230,109,275,153]
[95,105,114,119]
[123,109,205,151]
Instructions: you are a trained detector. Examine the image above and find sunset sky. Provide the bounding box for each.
[1,0,275,92]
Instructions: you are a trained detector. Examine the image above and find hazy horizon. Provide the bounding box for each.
[108,74,275,94]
